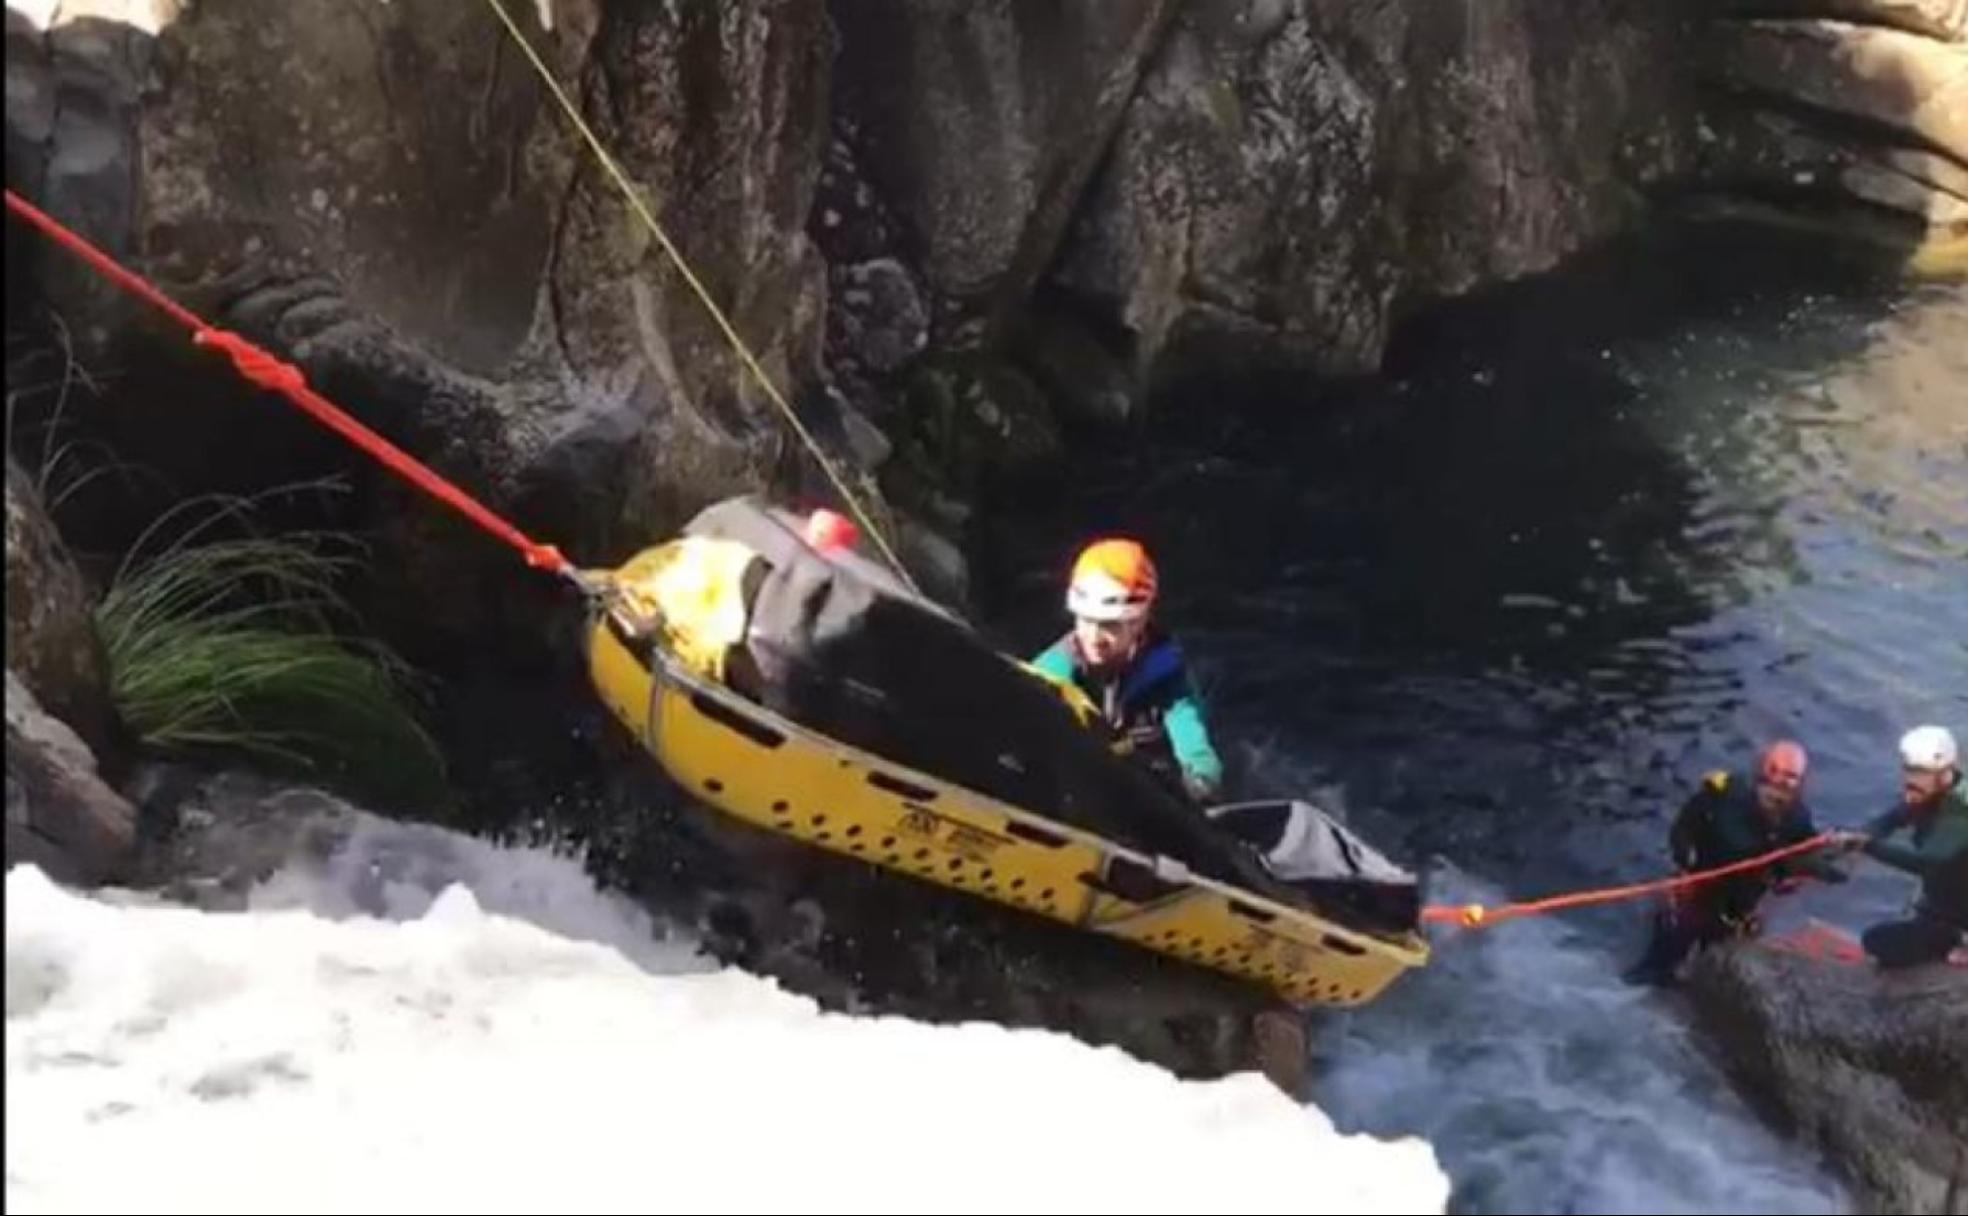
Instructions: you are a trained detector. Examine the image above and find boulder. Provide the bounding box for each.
[1686,938,1968,1215]
[5,668,138,886]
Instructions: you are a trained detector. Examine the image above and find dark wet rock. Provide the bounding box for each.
[4,455,117,757]
[1687,938,1968,1215]
[6,669,138,887]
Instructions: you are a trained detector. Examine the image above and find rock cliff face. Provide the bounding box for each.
[1686,1,1968,262]
[813,0,1693,418]
[1050,0,1692,391]
[7,0,899,641]
[822,0,1183,349]
[8,0,1954,563]
[1687,941,1968,1215]
[5,0,1707,573]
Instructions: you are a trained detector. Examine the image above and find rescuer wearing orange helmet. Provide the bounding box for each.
[1029,538,1224,803]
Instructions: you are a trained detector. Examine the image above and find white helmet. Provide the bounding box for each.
[1898,724,1959,771]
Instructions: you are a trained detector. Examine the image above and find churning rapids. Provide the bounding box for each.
[8,230,1965,1215]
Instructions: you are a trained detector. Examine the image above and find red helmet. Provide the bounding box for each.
[803,508,860,553]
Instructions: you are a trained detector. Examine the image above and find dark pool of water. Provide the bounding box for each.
[975,225,1968,1214]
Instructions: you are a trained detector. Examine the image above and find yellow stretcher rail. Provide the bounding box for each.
[585,552,1430,1010]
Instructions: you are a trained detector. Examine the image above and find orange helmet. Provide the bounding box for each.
[1067,538,1158,622]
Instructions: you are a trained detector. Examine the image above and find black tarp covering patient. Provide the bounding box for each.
[681,496,1419,936]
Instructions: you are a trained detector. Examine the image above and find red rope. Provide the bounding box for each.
[4,187,572,579]
[1423,832,1840,928]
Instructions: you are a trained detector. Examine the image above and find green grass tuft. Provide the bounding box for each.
[94,493,448,809]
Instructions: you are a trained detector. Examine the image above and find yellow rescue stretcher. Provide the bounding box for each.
[582,502,1430,1009]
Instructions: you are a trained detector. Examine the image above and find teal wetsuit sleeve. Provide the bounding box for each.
[1029,642,1074,682]
[1163,691,1223,797]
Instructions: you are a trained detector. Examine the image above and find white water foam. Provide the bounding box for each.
[1311,862,1853,1214]
[6,816,1450,1215]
